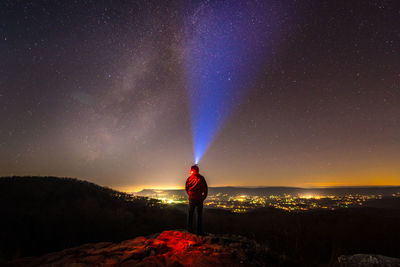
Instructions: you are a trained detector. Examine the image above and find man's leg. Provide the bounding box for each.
[196,201,203,235]
[187,200,195,233]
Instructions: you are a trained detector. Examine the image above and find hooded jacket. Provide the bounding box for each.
[185,174,208,201]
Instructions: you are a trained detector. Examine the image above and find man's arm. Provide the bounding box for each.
[202,176,208,199]
[185,177,189,194]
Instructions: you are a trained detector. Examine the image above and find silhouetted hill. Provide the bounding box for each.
[0,176,186,260]
[2,176,400,266]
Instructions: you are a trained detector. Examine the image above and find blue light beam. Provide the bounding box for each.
[184,1,281,164]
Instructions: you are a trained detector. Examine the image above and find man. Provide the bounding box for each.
[185,165,208,235]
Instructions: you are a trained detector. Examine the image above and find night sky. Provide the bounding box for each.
[1,0,399,192]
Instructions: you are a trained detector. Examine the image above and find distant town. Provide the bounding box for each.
[133,187,400,212]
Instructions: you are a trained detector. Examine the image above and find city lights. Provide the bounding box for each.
[135,190,400,213]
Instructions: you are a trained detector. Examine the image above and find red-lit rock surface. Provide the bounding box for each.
[10,230,269,266]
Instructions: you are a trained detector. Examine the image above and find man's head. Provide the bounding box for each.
[190,165,199,175]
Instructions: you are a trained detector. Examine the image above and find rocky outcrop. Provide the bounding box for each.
[337,254,400,267]
[9,230,270,266]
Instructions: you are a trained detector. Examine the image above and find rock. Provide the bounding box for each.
[337,254,400,267]
[8,230,270,266]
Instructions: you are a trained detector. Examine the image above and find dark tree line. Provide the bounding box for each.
[201,205,400,265]
[0,176,185,260]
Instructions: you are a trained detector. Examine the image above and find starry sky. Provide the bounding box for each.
[1,0,399,192]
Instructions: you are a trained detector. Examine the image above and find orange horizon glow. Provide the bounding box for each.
[115,181,400,193]
[112,168,400,193]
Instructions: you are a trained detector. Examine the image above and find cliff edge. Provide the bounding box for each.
[9,230,270,266]
[8,230,400,266]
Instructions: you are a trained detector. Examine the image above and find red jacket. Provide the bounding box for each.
[185,174,208,201]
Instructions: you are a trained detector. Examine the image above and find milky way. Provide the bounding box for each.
[1,0,399,191]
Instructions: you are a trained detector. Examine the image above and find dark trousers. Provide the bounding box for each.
[187,199,203,234]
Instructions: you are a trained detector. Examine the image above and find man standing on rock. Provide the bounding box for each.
[185,165,208,235]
